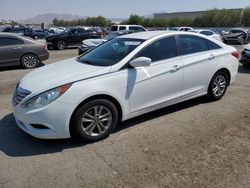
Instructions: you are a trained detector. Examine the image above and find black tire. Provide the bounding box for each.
[243,63,250,68]
[33,35,38,40]
[207,71,229,101]
[72,99,119,142]
[56,40,67,50]
[21,54,40,69]
[239,37,244,45]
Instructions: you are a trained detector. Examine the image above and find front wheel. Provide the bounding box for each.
[207,71,229,101]
[72,99,119,142]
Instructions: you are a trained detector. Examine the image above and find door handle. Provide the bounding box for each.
[170,65,181,73]
[208,54,215,60]
[13,46,22,50]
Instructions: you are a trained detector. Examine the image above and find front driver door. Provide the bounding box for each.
[128,36,183,114]
[0,37,25,67]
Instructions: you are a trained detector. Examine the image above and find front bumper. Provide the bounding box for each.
[12,99,74,139]
[240,50,250,64]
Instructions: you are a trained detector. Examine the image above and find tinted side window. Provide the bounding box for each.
[129,26,138,31]
[138,27,146,32]
[178,35,208,55]
[136,36,177,62]
[119,26,126,31]
[110,26,118,31]
[206,40,222,50]
[77,29,86,33]
[0,38,24,46]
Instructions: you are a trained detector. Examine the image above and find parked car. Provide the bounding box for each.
[189,29,222,41]
[12,31,239,141]
[78,30,137,55]
[78,38,107,55]
[222,28,248,44]
[169,27,193,31]
[110,25,147,32]
[240,44,250,68]
[3,25,31,34]
[45,27,101,50]
[0,33,49,68]
[24,29,49,39]
[49,27,66,34]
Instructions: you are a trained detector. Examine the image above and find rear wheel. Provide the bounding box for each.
[72,99,119,142]
[21,54,40,69]
[207,71,229,101]
[56,40,67,50]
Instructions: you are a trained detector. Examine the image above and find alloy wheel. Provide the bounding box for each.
[212,75,227,97]
[81,105,112,137]
[57,41,66,50]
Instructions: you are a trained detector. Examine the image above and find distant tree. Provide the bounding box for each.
[242,7,250,26]
[126,15,144,25]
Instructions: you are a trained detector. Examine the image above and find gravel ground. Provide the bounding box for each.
[0,46,249,188]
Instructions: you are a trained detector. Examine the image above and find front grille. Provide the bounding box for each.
[13,86,31,105]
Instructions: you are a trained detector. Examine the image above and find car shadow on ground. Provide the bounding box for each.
[0,96,210,157]
[238,64,250,74]
[48,46,78,51]
[0,63,45,72]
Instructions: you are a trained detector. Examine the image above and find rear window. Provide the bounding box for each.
[200,31,213,36]
[207,40,222,50]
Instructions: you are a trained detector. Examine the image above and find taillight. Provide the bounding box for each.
[231,51,240,59]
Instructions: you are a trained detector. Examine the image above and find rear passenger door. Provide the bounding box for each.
[128,36,183,113]
[0,37,24,67]
[177,35,220,97]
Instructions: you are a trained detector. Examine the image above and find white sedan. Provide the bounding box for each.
[12,31,239,141]
[189,29,222,41]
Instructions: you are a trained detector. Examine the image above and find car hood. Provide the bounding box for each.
[19,58,111,94]
[244,44,250,51]
[224,33,243,38]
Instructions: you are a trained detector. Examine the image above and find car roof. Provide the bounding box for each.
[191,29,214,32]
[111,25,144,27]
[0,32,40,44]
[0,32,21,38]
[118,31,181,40]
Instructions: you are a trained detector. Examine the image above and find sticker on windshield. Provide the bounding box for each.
[124,41,141,46]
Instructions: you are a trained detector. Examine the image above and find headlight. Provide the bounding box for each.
[22,83,72,108]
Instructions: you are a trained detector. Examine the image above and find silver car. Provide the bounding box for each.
[0,33,49,69]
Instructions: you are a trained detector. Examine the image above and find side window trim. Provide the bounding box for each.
[136,35,178,63]
[0,37,24,46]
[120,35,179,70]
[176,34,210,56]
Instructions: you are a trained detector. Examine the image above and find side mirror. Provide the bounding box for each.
[129,57,152,68]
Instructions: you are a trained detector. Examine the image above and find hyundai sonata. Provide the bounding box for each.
[12,31,239,141]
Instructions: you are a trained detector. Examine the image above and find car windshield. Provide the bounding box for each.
[77,38,144,66]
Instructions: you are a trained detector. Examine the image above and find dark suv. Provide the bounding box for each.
[45,28,101,50]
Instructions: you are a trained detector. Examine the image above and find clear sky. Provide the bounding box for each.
[0,0,249,20]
